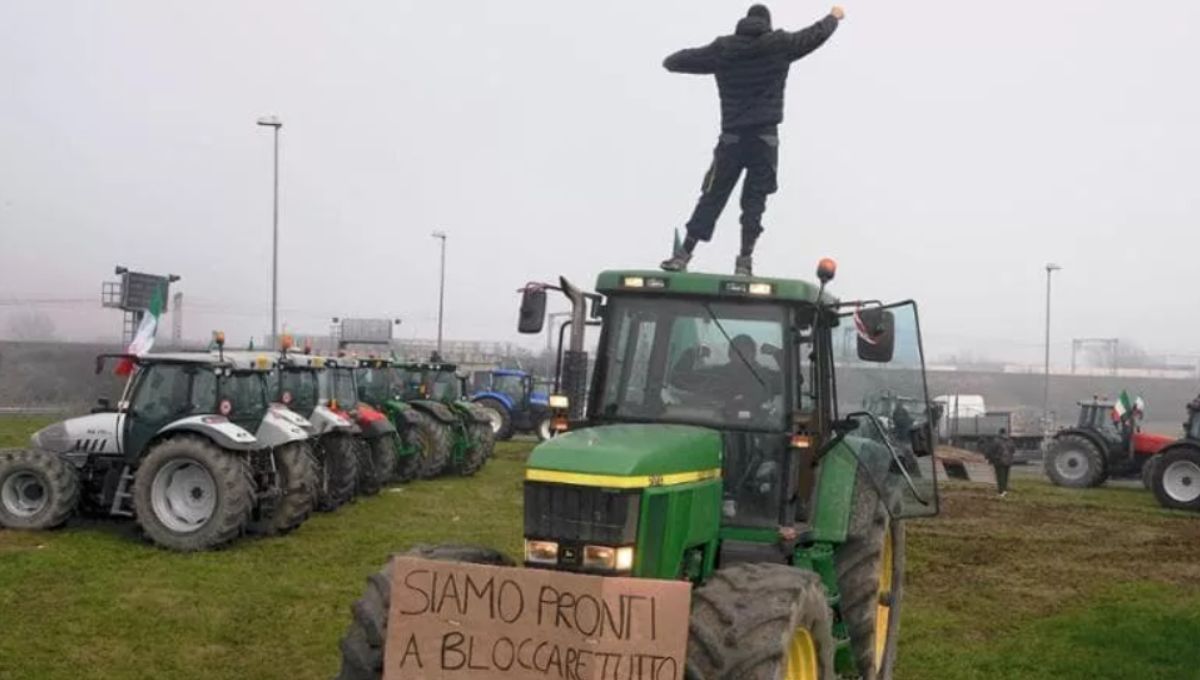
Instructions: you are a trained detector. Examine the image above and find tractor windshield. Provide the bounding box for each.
[220,372,269,431]
[355,366,393,405]
[278,368,319,417]
[595,297,792,432]
[328,368,359,409]
[493,374,528,403]
[425,370,461,401]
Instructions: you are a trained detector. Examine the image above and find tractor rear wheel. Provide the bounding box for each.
[475,397,513,440]
[1142,455,1161,491]
[316,433,359,511]
[133,436,253,551]
[402,411,451,479]
[388,432,420,484]
[247,441,317,536]
[336,544,515,680]
[1152,446,1200,511]
[354,436,396,497]
[458,421,492,476]
[835,472,905,680]
[1044,434,1108,488]
[687,563,835,679]
[0,449,79,530]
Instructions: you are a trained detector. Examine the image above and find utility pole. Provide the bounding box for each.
[432,231,447,354]
[257,115,283,348]
[1043,263,1062,430]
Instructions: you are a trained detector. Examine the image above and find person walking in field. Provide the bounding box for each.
[660,4,845,276]
[984,429,1016,498]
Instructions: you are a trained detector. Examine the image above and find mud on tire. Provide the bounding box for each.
[354,436,396,497]
[687,562,836,679]
[402,410,451,479]
[133,436,254,552]
[0,449,80,530]
[248,441,318,536]
[458,421,492,476]
[315,433,359,511]
[336,544,515,680]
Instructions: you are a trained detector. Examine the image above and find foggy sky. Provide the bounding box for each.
[1,1,1197,367]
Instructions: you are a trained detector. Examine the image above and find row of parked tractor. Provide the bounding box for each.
[0,334,554,552]
[1043,397,1200,512]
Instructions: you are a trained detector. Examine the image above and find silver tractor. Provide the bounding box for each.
[0,345,316,551]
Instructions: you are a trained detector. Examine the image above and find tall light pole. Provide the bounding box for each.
[1043,263,1062,430]
[432,231,447,354]
[257,115,283,347]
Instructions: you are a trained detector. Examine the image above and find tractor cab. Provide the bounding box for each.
[397,361,464,403]
[470,369,552,440]
[1076,400,1124,443]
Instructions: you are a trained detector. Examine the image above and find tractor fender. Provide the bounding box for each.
[471,391,515,412]
[459,401,495,425]
[156,415,259,452]
[357,417,397,440]
[408,400,460,426]
[308,405,357,437]
[1154,440,1200,459]
[387,403,426,428]
[253,408,312,449]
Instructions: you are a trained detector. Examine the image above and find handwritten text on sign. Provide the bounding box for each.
[383,557,691,680]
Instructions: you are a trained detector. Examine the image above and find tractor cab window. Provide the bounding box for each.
[1189,411,1200,440]
[330,369,359,408]
[220,372,268,424]
[1079,405,1120,439]
[836,302,939,519]
[190,368,219,413]
[279,369,318,416]
[596,297,790,432]
[355,367,391,404]
[130,364,192,422]
[494,374,528,404]
[426,371,461,401]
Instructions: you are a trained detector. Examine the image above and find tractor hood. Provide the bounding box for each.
[527,424,722,483]
[31,413,121,455]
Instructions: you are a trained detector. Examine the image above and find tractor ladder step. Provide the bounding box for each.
[109,466,135,517]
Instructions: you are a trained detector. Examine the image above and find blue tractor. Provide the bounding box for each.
[469,369,551,440]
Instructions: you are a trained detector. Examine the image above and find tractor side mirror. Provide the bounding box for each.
[856,309,896,363]
[518,289,547,334]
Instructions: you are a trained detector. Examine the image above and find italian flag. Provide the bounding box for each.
[1112,390,1145,421]
[115,287,164,376]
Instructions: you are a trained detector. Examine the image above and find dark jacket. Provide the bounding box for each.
[983,436,1016,467]
[664,14,839,131]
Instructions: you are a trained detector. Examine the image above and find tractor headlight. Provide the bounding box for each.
[525,540,559,565]
[583,545,635,572]
[548,394,569,410]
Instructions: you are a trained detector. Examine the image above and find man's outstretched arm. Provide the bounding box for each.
[664,42,718,74]
[787,6,844,61]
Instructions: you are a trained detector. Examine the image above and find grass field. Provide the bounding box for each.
[2,415,1199,680]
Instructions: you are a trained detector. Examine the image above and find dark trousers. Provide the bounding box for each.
[995,464,1011,494]
[685,128,779,243]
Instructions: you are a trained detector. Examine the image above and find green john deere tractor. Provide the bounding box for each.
[393,359,495,475]
[354,358,445,481]
[335,263,940,680]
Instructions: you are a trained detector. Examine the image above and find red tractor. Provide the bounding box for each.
[1044,399,1174,489]
[1148,397,1200,512]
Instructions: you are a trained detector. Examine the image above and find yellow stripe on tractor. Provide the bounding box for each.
[525,468,721,489]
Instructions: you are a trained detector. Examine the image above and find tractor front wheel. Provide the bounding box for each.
[133,436,253,551]
[315,433,359,511]
[247,441,318,536]
[336,544,515,680]
[1152,446,1200,511]
[1044,434,1108,488]
[687,563,836,679]
[0,449,79,530]
[402,411,451,479]
[475,398,513,440]
[835,471,905,680]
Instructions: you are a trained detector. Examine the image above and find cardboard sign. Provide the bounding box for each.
[384,557,692,680]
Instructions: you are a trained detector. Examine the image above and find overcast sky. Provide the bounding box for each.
[1,0,1197,366]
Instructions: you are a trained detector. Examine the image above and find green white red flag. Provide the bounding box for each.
[115,286,164,376]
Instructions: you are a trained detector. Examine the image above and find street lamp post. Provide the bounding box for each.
[256,115,283,348]
[432,231,447,354]
[1043,263,1062,430]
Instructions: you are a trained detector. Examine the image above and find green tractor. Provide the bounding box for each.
[355,358,452,480]
[335,263,940,680]
[393,358,495,474]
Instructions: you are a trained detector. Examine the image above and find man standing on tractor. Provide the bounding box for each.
[660,3,844,276]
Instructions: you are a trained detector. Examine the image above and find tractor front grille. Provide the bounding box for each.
[524,482,640,545]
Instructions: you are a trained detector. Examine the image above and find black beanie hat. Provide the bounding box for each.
[747,4,771,22]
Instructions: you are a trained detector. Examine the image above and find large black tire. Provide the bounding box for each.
[1151,446,1200,512]
[354,436,396,497]
[474,397,513,441]
[457,421,491,476]
[535,415,553,442]
[336,544,515,680]
[687,563,836,679]
[132,436,253,552]
[835,472,906,680]
[388,432,420,484]
[247,442,318,536]
[315,433,359,512]
[402,411,451,480]
[1044,433,1109,488]
[1142,454,1161,491]
[0,449,79,530]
